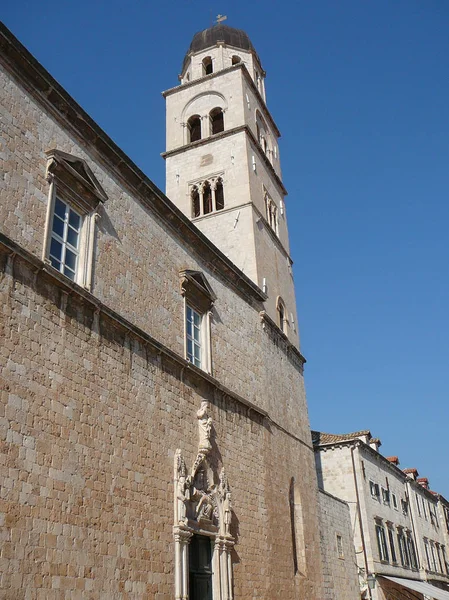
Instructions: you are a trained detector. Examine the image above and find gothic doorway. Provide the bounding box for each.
[189,535,213,600]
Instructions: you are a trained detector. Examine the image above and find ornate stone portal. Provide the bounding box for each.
[174,402,234,600]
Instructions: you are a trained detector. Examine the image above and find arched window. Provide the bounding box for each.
[215,178,224,211]
[202,181,213,215]
[209,107,224,135]
[277,297,287,334]
[256,122,261,145]
[231,55,241,65]
[191,186,200,218]
[255,111,269,155]
[265,191,278,235]
[187,115,202,143]
[202,56,213,76]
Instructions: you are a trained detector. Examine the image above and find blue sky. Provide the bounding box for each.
[3,1,448,497]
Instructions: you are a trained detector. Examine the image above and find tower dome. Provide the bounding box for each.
[182,24,262,73]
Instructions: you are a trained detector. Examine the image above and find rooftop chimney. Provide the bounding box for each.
[386,456,400,466]
[403,468,419,481]
[417,477,429,490]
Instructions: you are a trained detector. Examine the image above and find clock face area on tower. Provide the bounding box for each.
[162,24,300,348]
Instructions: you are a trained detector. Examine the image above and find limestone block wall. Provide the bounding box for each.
[0,249,322,599]
[318,490,360,600]
[0,62,306,433]
[0,28,323,599]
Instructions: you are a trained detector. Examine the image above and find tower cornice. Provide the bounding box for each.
[161,124,288,197]
[162,63,281,139]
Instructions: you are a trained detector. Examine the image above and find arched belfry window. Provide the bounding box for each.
[264,189,278,235]
[256,110,269,156]
[202,56,213,76]
[191,186,200,218]
[210,107,224,135]
[215,178,224,211]
[187,115,202,143]
[190,176,225,218]
[277,297,287,335]
[232,55,241,65]
[202,181,213,215]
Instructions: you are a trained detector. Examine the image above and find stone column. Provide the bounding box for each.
[174,527,192,600]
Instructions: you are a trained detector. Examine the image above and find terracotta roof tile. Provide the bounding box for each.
[312,430,371,446]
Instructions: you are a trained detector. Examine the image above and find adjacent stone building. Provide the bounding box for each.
[313,430,449,600]
[0,22,327,599]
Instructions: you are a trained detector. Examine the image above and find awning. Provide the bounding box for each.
[381,576,449,600]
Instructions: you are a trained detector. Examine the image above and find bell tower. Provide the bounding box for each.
[163,24,300,347]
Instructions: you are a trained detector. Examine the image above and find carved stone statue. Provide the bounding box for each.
[175,450,189,525]
[223,491,232,535]
[197,401,212,454]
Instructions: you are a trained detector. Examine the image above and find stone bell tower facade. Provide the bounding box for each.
[163,25,300,347]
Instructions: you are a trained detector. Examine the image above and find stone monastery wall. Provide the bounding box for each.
[0,26,323,599]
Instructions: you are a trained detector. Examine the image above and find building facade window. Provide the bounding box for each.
[49,198,82,281]
[370,481,380,498]
[397,528,409,567]
[336,534,344,559]
[406,531,418,569]
[387,525,397,563]
[424,538,431,570]
[190,176,225,218]
[209,107,224,135]
[392,493,398,509]
[381,488,390,505]
[264,189,278,235]
[186,305,203,368]
[436,544,444,573]
[187,115,202,143]
[202,56,213,75]
[375,522,389,562]
[43,149,107,290]
[180,270,216,374]
[442,545,449,575]
[276,297,288,335]
[231,55,241,65]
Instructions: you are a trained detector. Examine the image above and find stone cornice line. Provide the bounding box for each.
[161,124,288,198]
[0,233,312,453]
[0,23,266,307]
[162,63,281,139]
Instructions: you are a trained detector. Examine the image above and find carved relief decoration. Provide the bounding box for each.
[174,401,233,537]
[174,401,234,600]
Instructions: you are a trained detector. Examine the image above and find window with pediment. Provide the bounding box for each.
[43,149,107,290]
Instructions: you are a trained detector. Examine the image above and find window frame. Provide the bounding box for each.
[43,150,106,290]
[375,522,389,562]
[370,481,380,499]
[180,270,215,375]
[387,525,397,564]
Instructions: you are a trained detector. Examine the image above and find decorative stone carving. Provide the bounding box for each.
[174,401,234,600]
[174,403,234,531]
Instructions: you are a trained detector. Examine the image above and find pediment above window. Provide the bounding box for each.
[45,149,108,210]
[180,269,216,311]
